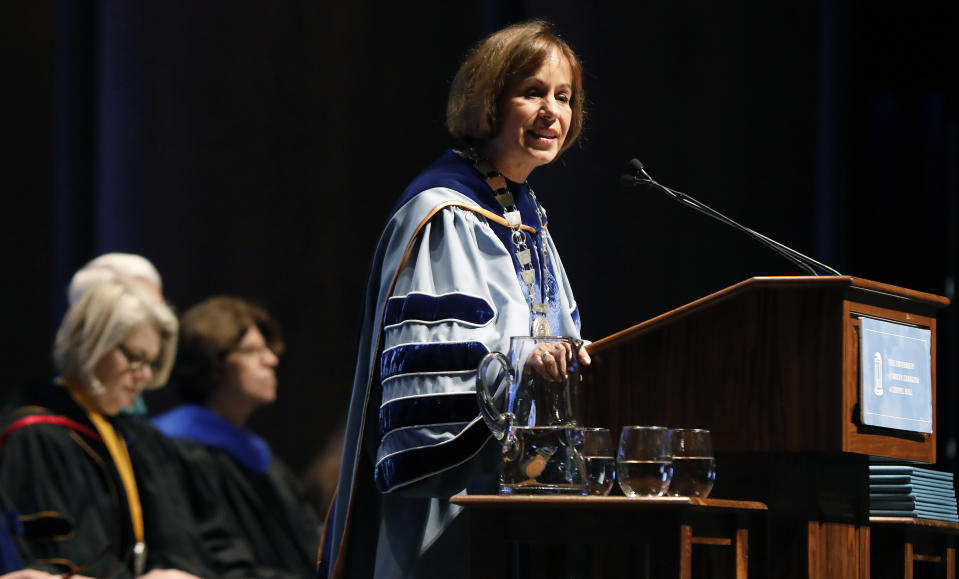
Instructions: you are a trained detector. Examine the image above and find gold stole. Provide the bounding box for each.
[60,379,145,564]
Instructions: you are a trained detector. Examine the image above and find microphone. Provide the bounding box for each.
[620,158,841,276]
[618,173,640,188]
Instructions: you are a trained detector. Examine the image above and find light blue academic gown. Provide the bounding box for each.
[321,150,582,578]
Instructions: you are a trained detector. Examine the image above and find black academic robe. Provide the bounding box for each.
[0,382,221,578]
[170,438,321,579]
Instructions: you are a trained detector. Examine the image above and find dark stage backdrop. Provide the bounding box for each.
[4,1,957,480]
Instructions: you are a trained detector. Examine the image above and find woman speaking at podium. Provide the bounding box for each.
[320,19,591,579]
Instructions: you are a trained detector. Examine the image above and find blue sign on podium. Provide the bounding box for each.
[860,317,933,433]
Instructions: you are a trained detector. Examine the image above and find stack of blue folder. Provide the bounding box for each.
[869,460,958,522]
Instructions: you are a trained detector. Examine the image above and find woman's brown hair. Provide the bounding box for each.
[446,20,584,155]
[173,296,284,404]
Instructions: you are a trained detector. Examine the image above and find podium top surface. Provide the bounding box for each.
[451,494,768,512]
[590,276,949,354]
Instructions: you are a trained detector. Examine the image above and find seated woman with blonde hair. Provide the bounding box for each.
[0,279,213,578]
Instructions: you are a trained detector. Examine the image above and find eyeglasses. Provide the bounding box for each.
[116,343,162,373]
[228,344,277,358]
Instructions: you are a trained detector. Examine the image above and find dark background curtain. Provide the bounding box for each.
[4,0,957,483]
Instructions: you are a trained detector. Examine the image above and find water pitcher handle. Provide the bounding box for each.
[476,351,514,441]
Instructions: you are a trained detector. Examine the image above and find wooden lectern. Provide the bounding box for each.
[581,276,950,578]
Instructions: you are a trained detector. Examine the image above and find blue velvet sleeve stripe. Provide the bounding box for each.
[383,292,495,327]
[373,419,491,493]
[380,341,488,383]
[379,392,479,437]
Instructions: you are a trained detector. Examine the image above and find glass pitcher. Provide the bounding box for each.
[476,336,587,495]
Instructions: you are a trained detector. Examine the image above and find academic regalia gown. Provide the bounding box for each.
[320,150,583,578]
[153,404,322,579]
[0,381,222,578]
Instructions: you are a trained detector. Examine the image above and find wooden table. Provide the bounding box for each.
[450,495,767,579]
[870,517,959,579]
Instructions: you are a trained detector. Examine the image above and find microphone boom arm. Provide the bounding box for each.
[623,161,841,276]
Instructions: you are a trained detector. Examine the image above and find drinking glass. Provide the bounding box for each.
[582,428,615,496]
[667,428,716,497]
[616,426,672,497]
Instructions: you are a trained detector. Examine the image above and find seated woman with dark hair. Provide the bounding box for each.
[0,279,211,579]
[152,296,321,578]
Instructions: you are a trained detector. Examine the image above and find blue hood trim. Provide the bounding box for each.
[152,404,272,474]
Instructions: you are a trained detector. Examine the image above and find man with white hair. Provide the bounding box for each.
[68,253,163,305]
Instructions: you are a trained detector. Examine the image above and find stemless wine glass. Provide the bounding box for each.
[582,428,615,496]
[667,428,716,497]
[617,426,672,497]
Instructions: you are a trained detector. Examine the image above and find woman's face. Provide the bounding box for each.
[220,326,279,408]
[486,47,574,182]
[91,321,160,416]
